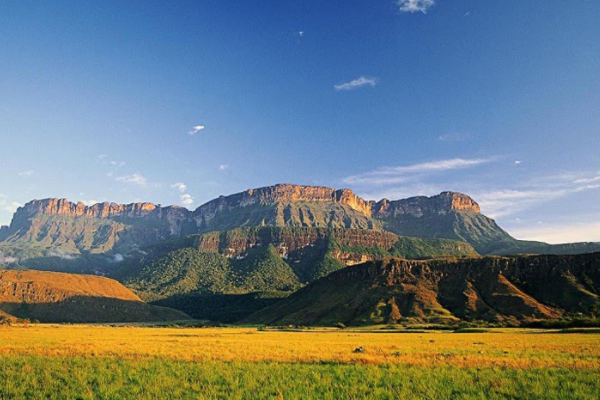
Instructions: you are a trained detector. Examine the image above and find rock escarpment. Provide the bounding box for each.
[247,253,600,326]
[3,198,193,254]
[2,184,599,259]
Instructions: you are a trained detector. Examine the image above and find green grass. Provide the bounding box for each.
[0,355,598,399]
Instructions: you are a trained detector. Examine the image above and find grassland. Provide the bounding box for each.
[1,325,599,399]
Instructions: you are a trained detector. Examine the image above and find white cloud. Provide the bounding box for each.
[0,251,18,264]
[343,157,496,186]
[81,200,101,206]
[171,182,194,206]
[398,0,435,14]
[171,182,187,193]
[115,173,147,187]
[180,194,194,206]
[334,76,378,91]
[98,154,108,161]
[48,250,79,260]
[514,160,522,165]
[3,201,21,214]
[219,164,229,171]
[113,253,125,263]
[188,125,205,136]
[18,170,34,177]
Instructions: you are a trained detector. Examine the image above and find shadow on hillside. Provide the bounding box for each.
[0,296,188,323]
[152,292,291,323]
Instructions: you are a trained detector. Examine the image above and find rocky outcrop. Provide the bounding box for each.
[247,253,600,326]
[194,227,399,258]
[3,199,193,254]
[0,269,188,322]
[14,198,191,227]
[372,191,481,219]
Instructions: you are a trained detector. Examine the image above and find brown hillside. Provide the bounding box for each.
[247,253,600,326]
[0,270,189,323]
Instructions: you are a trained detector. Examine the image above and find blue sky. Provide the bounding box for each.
[1,0,599,243]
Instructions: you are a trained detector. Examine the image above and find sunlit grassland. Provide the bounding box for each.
[1,325,599,399]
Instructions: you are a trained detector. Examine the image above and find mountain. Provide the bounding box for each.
[247,253,600,326]
[119,226,477,320]
[0,269,189,323]
[1,198,192,256]
[1,183,599,265]
[191,184,379,232]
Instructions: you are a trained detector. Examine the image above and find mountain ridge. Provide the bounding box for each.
[247,253,600,326]
[1,183,599,259]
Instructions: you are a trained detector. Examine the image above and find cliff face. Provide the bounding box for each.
[14,198,191,226]
[2,184,598,259]
[195,227,399,259]
[0,269,188,322]
[373,191,481,218]
[4,199,193,254]
[247,253,600,326]
[191,184,378,232]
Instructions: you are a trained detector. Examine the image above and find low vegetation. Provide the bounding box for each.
[0,325,599,399]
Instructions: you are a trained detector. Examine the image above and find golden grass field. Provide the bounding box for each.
[1,325,600,399]
[1,325,599,369]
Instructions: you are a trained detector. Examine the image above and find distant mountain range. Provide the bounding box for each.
[1,184,598,258]
[1,183,599,325]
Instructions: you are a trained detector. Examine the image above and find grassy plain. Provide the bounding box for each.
[0,325,599,399]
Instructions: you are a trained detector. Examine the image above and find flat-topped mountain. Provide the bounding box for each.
[0,269,188,323]
[1,183,599,260]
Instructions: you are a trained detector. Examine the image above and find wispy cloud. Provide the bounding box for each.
[343,157,496,186]
[18,170,34,177]
[171,182,187,193]
[219,164,229,171]
[398,0,435,14]
[475,172,600,218]
[188,125,205,136]
[0,194,21,215]
[334,76,378,91]
[573,171,600,184]
[99,154,125,168]
[115,173,147,187]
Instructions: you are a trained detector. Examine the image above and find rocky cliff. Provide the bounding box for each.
[247,253,600,326]
[2,184,599,259]
[191,184,379,232]
[3,198,193,254]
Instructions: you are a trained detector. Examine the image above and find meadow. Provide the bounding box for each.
[0,325,599,399]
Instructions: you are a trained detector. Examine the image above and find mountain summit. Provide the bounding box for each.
[0,184,598,257]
